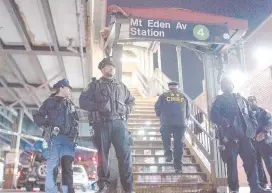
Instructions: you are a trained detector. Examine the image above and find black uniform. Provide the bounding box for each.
[33,79,79,193]
[79,76,135,192]
[155,85,189,170]
[210,93,260,192]
[253,106,272,186]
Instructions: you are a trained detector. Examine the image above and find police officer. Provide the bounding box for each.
[33,79,79,193]
[79,58,135,193]
[210,77,271,193]
[154,81,189,173]
[248,96,272,189]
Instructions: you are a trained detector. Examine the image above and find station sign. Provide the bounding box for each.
[129,17,230,44]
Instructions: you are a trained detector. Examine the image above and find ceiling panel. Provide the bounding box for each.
[0,0,23,44]
[37,55,64,87]
[13,88,36,106]
[12,54,42,84]
[15,0,53,46]
[49,0,85,47]
[0,87,13,102]
[63,56,83,88]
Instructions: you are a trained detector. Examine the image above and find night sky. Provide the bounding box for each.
[107,0,272,99]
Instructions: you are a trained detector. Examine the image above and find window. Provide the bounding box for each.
[73,167,83,173]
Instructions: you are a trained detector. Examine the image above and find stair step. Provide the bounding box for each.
[128,119,160,125]
[129,123,160,127]
[129,114,158,118]
[134,171,205,176]
[132,154,193,158]
[135,182,211,191]
[133,156,194,164]
[132,146,189,150]
[136,182,209,186]
[133,140,163,143]
[134,172,207,182]
[133,105,155,110]
[130,110,156,117]
[133,163,198,167]
[132,134,161,137]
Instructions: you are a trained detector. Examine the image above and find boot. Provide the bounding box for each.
[260,184,270,190]
[165,155,173,162]
[164,151,173,162]
[95,182,109,193]
[250,185,272,193]
[175,168,183,173]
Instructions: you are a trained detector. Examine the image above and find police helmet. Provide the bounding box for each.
[168,81,179,86]
[98,57,116,70]
[53,79,72,89]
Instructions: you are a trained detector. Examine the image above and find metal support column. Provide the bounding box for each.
[203,53,218,114]
[176,46,184,91]
[12,109,24,188]
[112,44,123,82]
[203,52,228,192]
[107,43,123,193]
[235,41,246,73]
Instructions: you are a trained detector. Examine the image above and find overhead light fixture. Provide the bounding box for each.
[227,70,248,91]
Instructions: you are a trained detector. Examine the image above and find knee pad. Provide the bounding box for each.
[61,155,74,186]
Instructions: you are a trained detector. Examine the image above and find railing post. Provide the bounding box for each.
[203,52,228,192]
[176,45,184,91]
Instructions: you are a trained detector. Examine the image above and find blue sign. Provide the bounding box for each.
[129,17,230,44]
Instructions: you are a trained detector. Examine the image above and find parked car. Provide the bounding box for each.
[73,165,89,192]
[17,150,62,192]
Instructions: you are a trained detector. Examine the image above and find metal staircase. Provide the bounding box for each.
[126,68,228,192]
[128,89,213,193]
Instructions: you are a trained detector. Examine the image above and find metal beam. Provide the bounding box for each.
[0,98,5,106]
[0,82,83,93]
[6,55,42,107]
[9,72,63,107]
[3,0,31,50]
[12,109,23,187]
[2,1,52,93]
[40,0,67,78]
[0,48,82,57]
[0,82,40,89]
[0,77,33,121]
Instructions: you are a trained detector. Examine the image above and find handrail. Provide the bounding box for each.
[135,67,149,97]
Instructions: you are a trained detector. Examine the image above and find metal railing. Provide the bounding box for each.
[144,68,227,190]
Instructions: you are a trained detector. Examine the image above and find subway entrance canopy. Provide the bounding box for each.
[129,17,230,44]
[104,5,248,54]
[104,5,248,107]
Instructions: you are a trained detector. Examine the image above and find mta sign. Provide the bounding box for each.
[129,17,230,44]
